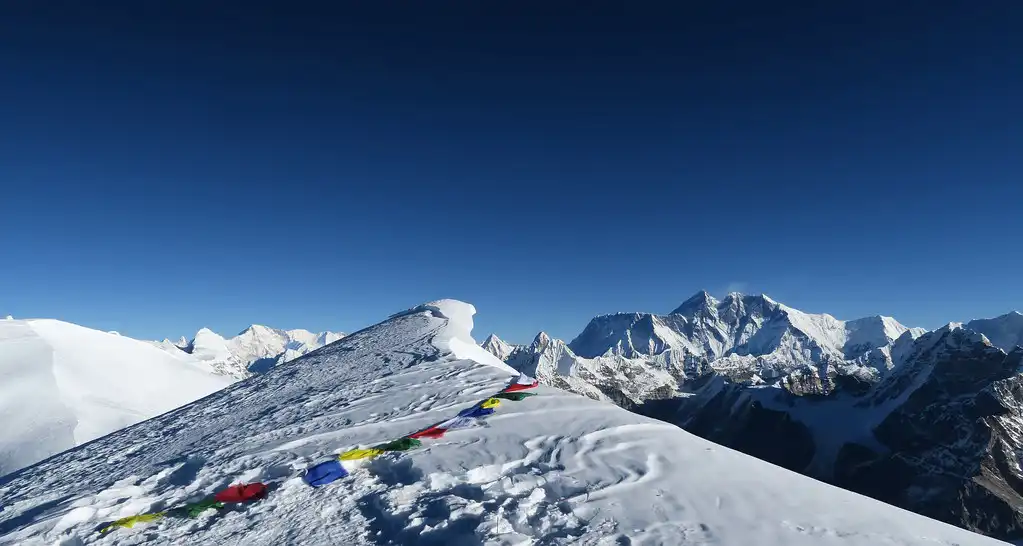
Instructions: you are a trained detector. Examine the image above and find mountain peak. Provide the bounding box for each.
[480,333,517,361]
[964,311,1023,352]
[237,324,284,338]
[533,331,553,346]
[671,290,717,315]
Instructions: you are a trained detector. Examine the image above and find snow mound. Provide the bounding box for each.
[0,319,231,476]
[402,299,518,375]
[0,301,1000,546]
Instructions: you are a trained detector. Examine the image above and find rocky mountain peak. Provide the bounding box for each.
[480,333,517,361]
[671,290,717,316]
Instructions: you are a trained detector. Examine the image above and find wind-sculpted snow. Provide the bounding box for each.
[0,319,231,477]
[0,301,1000,546]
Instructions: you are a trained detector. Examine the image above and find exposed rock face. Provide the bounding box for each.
[672,376,818,472]
[834,328,1023,539]
[665,326,1023,540]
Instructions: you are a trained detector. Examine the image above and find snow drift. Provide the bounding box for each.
[0,301,1003,545]
[0,319,232,477]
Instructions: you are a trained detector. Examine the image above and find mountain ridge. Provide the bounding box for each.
[161,323,346,377]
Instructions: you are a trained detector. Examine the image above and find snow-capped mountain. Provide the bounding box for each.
[0,300,1001,546]
[479,333,517,361]
[164,325,345,377]
[569,291,917,379]
[0,319,231,477]
[966,311,1023,352]
[498,331,698,408]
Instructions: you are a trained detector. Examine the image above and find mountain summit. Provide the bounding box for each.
[479,333,517,361]
[966,311,1023,352]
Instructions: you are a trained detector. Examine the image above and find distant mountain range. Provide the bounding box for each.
[482,292,1023,540]
[151,325,345,378]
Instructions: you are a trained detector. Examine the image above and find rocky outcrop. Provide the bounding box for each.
[834,328,1023,539]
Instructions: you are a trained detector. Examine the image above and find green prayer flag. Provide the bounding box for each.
[494,392,537,401]
[373,437,422,452]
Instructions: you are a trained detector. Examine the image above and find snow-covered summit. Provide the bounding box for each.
[966,310,1023,352]
[0,318,231,476]
[480,333,517,361]
[0,300,1000,546]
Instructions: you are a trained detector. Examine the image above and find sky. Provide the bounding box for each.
[1,1,1021,344]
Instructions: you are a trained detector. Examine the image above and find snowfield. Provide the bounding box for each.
[0,301,1005,545]
[0,319,232,477]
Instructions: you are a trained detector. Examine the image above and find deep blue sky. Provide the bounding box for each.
[1,1,1021,344]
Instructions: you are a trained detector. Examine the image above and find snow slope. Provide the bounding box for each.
[0,319,232,477]
[0,301,1002,545]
